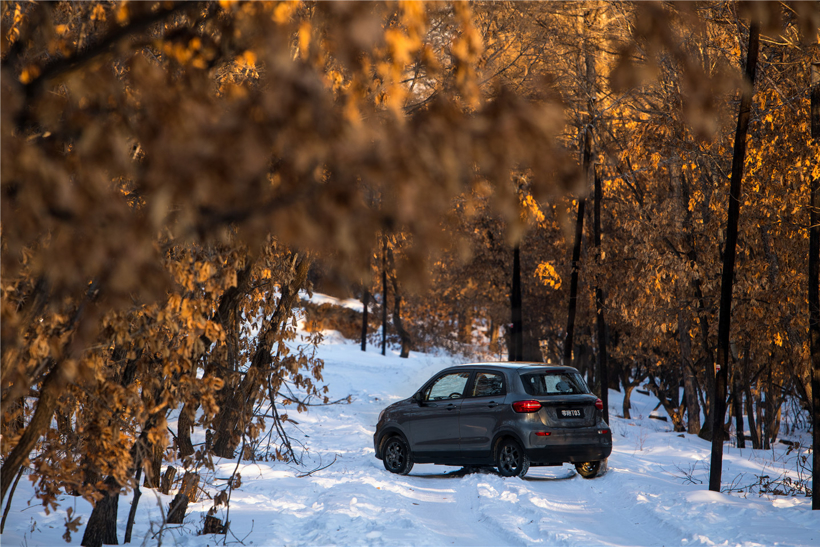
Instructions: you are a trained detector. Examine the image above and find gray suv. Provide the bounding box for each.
[374,363,612,478]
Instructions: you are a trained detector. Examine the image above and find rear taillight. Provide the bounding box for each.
[598,429,610,435]
[512,400,542,413]
[595,398,603,410]
[535,431,551,437]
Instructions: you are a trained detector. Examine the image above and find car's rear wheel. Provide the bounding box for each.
[382,436,414,475]
[575,460,605,479]
[496,438,530,478]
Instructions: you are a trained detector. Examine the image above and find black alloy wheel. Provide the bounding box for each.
[382,436,414,475]
[496,438,530,478]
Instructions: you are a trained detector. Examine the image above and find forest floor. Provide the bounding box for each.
[2,296,819,547]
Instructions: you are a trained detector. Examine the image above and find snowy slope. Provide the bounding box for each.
[2,318,819,547]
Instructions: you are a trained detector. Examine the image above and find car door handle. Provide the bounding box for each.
[446,404,458,411]
[487,402,498,408]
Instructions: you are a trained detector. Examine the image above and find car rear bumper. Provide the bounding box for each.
[523,428,612,465]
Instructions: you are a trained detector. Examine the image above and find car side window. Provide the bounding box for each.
[470,372,505,397]
[425,372,471,401]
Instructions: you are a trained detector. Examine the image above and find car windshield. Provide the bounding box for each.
[520,371,589,396]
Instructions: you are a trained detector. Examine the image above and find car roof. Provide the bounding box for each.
[444,362,579,373]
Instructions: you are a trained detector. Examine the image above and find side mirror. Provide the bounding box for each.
[412,392,423,404]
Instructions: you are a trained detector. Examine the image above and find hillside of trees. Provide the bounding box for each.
[2,1,820,544]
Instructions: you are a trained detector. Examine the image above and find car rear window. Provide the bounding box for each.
[520,371,589,396]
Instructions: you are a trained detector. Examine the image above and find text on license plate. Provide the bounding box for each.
[559,409,583,418]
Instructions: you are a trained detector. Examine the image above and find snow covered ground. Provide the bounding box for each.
[3,311,819,546]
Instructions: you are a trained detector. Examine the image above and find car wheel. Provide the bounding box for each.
[382,436,414,475]
[574,460,604,479]
[496,438,530,478]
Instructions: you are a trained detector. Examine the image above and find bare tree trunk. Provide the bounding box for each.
[381,237,388,356]
[522,324,544,362]
[593,165,609,423]
[143,442,162,488]
[695,283,715,439]
[808,59,820,511]
[124,468,142,544]
[457,309,472,345]
[672,163,701,435]
[763,364,776,449]
[649,373,686,433]
[734,341,751,448]
[510,245,523,361]
[166,472,199,524]
[1,366,61,504]
[361,289,370,352]
[488,318,499,354]
[177,401,196,458]
[623,384,635,420]
[709,19,759,493]
[81,477,120,547]
[745,381,761,449]
[678,304,701,434]
[1,466,24,533]
[732,374,745,448]
[563,199,585,367]
[565,9,597,368]
[390,275,412,359]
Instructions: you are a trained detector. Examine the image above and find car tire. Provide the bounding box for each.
[575,459,605,479]
[382,436,414,475]
[496,438,530,478]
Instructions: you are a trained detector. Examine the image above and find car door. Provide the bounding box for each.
[406,371,471,460]
[458,370,507,462]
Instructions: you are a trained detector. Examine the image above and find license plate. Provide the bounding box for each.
[559,408,583,418]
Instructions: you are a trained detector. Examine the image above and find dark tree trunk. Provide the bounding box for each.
[209,260,255,453]
[563,199,585,367]
[709,19,759,492]
[160,466,176,495]
[673,164,701,435]
[809,59,820,511]
[212,257,311,459]
[166,472,199,524]
[142,443,162,488]
[745,381,761,449]
[649,373,686,433]
[457,309,471,344]
[510,245,523,361]
[123,468,142,544]
[1,466,24,533]
[361,289,370,352]
[522,324,544,362]
[81,477,120,547]
[390,275,412,359]
[623,384,635,420]
[763,365,778,449]
[694,283,715,438]
[734,341,751,448]
[1,366,61,504]
[733,377,745,449]
[488,319,499,354]
[593,166,609,424]
[381,237,388,357]
[177,401,196,458]
[678,304,701,434]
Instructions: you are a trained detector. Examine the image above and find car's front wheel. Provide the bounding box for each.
[496,438,530,478]
[382,436,414,475]
[575,459,606,479]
